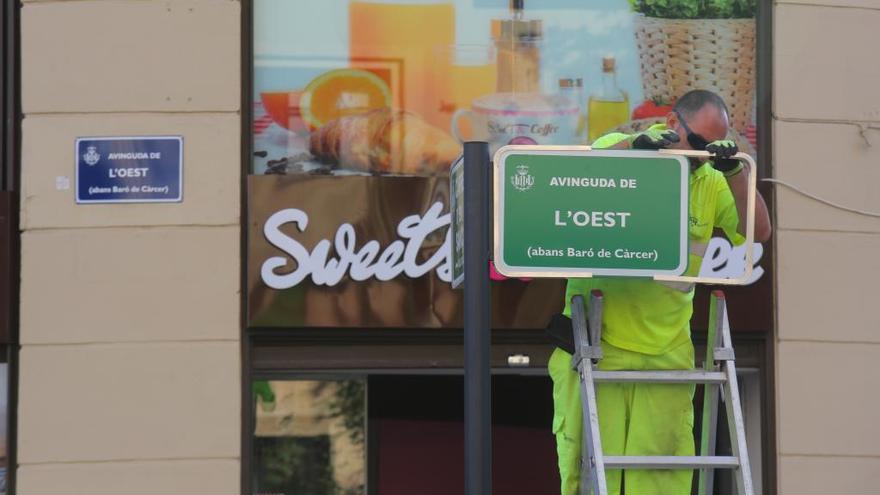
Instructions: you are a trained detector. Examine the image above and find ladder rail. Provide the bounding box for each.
[718,295,755,495]
[699,294,725,495]
[572,294,607,495]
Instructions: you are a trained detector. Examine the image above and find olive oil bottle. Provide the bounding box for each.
[588,56,629,142]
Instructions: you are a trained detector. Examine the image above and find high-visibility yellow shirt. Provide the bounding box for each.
[563,125,745,355]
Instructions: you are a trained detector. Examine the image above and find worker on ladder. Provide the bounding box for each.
[548,90,772,495]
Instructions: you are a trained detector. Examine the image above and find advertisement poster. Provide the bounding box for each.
[249,0,768,331]
[252,0,757,176]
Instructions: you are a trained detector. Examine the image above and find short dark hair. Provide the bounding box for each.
[673,89,729,120]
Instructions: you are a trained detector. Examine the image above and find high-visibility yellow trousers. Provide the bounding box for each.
[548,339,695,495]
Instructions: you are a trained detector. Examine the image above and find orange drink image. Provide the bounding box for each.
[349,1,455,129]
[437,45,497,136]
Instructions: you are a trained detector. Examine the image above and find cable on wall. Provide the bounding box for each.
[776,116,880,147]
[767,115,880,218]
[761,178,880,218]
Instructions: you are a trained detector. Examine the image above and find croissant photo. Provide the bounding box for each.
[309,108,461,175]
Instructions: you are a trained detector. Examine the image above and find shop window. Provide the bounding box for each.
[246,1,767,330]
[252,379,366,495]
[251,373,558,495]
[251,1,760,177]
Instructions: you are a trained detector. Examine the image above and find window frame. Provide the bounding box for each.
[239,1,777,493]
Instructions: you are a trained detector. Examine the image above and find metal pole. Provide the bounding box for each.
[463,141,491,495]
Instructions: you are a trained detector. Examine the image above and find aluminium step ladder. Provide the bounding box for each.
[570,290,754,495]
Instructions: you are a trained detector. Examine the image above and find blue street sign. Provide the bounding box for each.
[76,136,183,204]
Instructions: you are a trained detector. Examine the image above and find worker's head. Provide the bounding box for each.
[666,90,731,164]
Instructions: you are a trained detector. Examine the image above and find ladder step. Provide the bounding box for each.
[592,370,726,384]
[603,456,740,469]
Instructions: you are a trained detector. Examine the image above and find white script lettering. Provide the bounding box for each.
[698,237,764,284]
[260,202,451,289]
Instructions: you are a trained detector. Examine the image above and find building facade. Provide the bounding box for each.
[1,0,878,494]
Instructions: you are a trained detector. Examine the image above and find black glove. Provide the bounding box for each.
[706,140,743,175]
[627,127,680,150]
[705,139,738,158]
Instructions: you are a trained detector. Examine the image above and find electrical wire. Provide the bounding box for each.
[761,178,880,218]
[775,116,880,147]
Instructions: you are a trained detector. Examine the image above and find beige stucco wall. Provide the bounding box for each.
[774,1,880,493]
[18,1,241,494]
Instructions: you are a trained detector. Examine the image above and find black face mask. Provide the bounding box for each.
[674,110,710,151]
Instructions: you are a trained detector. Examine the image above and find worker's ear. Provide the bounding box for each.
[545,313,575,354]
[666,111,678,129]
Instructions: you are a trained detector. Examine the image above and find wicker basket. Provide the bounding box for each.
[633,15,756,135]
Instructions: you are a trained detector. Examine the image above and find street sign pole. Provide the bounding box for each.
[463,141,491,495]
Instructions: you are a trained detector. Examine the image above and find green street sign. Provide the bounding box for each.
[494,147,689,278]
[450,156,464,288]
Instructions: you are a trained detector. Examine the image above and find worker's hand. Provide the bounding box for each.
[627,128,680,150]
[705,139,738,158]
[706,140,744,175]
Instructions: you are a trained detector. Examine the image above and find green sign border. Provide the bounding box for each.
[492,145,759,285]
[493,146,690,279]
